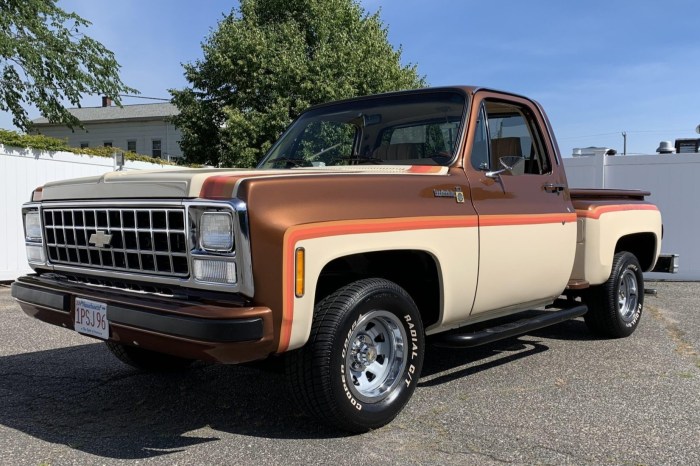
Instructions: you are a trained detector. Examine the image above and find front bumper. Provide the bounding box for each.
[11,275,275,364]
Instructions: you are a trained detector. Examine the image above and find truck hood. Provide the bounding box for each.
[39,165,448,201]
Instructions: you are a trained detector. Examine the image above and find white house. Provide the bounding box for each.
[32,97,183,160]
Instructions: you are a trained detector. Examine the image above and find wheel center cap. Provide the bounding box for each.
[352,334,377,368]
[365,346,377,364]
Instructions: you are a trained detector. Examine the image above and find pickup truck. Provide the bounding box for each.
[12,86,676,432]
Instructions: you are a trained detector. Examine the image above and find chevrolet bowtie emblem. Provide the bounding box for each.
[89,230,113,248]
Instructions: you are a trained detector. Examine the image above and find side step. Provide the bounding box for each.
[433,304,588,348]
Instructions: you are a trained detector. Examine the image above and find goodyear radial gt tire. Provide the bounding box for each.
[584,251,644,338]
[286,278,425,433]
[105,341,194,371]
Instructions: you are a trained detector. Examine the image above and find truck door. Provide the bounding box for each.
[465,94,577,315]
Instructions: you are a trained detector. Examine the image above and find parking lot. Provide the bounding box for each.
[0,281,698,465]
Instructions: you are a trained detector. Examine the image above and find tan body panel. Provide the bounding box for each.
[473,220,577,312]
[572,202,662,284]
[288,222,479,350]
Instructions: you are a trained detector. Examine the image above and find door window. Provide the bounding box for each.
[471,100,551,175]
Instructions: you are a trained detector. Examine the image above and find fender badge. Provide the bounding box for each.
[433,186,465,204]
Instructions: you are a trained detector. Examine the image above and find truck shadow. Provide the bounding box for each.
[0,343,336,460]
[420,318,594,387]
[0,318,593,460]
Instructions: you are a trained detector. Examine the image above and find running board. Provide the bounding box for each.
[433,304,588,348]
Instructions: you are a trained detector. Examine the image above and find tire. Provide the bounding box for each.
[105,341,194,372]
[286,278,425,433]
[584,251,644,338]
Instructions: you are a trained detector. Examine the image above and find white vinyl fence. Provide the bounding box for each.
[564,153,700,280]
[1,144,181,281]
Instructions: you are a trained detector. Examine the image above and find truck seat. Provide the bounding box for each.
[490,137,524,174]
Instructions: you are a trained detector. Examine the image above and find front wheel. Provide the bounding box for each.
[286,278,424,433]
[584,251,644,338]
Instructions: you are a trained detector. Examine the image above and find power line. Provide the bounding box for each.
[558,132,620,140]
[560,129,691,140]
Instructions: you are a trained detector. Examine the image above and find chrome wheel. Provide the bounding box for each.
[346,310,407,403]
[617,268,639,322]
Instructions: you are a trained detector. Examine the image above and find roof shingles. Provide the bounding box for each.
[32,102,179,125]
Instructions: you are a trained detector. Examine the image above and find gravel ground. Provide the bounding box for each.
[0,281,698,465]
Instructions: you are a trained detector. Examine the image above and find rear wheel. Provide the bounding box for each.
[105,341,193,371]
[286,278,424,433]
[584,251,644,338]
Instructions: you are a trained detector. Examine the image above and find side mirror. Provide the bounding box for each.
[485,156,525,179]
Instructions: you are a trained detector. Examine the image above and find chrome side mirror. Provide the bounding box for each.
[485,156,525,179]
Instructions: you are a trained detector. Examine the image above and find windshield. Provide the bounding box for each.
[258,91,467,169]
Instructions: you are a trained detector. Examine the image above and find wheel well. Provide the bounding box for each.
[315,250,441,328]
[615,233,656,271]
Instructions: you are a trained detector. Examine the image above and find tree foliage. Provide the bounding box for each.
[171,0,426,167]
[0,0,137,131]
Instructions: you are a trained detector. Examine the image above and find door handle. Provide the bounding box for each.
[543,183,566,193]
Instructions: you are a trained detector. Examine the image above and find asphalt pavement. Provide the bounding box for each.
[0,281,698,465]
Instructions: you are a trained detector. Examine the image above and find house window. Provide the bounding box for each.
[152,139,162,158]
[103,141,113,148]
[127,140,136,152]
[80,142,89,149]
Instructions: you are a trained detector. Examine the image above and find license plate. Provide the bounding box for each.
[74,297,110,340]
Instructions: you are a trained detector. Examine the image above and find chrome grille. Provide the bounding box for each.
[42,207,189,277]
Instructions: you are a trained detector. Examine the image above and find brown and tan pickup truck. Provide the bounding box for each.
[13,86,677,432]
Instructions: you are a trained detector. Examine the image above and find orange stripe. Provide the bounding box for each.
[576,204,658,220]
[408,165,444,174]
[479,213,577,227]
[277,212,576,352]
[200,175,243,199]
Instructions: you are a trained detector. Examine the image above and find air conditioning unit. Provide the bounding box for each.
[675,138,700,153]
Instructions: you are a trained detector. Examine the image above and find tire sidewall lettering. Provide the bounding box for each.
[341,315,363,411]
[335,295,423,418]
[621,262,643,329]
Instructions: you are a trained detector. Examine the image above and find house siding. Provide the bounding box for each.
[36,120,183,160]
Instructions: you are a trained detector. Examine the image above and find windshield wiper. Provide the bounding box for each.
[267,157,308,168]
[329,156,383,165]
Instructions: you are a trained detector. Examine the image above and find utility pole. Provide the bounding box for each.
[622,131,627,156]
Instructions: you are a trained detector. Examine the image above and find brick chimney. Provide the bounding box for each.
[101,96,112,107]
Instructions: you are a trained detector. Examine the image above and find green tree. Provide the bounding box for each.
[0,0,137,131]
[171,0,425,167]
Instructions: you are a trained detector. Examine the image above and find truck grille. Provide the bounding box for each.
[42,207,189,277]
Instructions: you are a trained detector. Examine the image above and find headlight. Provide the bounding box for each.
[25,211,42,242]
[200,212,233,251]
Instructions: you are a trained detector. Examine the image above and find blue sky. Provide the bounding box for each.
[2,0,699,157]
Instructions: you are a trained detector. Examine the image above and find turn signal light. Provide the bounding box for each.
[295,248,305,297]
